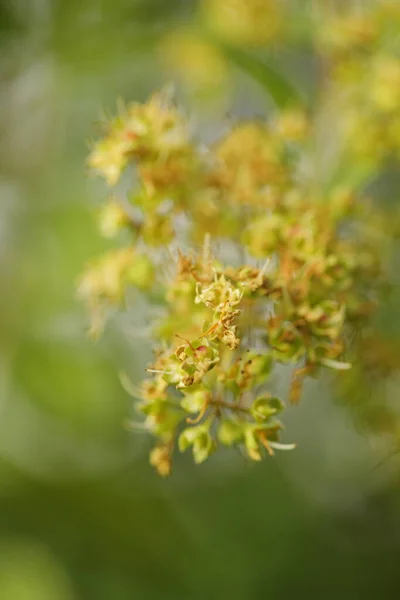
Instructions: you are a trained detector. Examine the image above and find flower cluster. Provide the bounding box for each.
[160,0,400,179]
[315,1,400,169]
[158,0,299,102]
[79,80,390,475]
[201,0,285,47]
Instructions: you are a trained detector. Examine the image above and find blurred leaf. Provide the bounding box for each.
[219,44,303,108]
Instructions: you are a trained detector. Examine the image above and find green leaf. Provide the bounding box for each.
[219,44,303,108]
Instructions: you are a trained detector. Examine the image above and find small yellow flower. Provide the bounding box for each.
[150,446,172,477]
[98,199,131,238]
[370,56,400,113]
[202,0,283,46]
[275,109,308,142]
[160,30,228,94]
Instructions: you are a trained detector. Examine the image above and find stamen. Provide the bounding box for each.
[119,371,144,400]
[175,333,196,351]
[145,368,174,375]
[268,442,297,451]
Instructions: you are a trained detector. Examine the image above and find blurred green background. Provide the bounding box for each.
[1,1,400,598]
